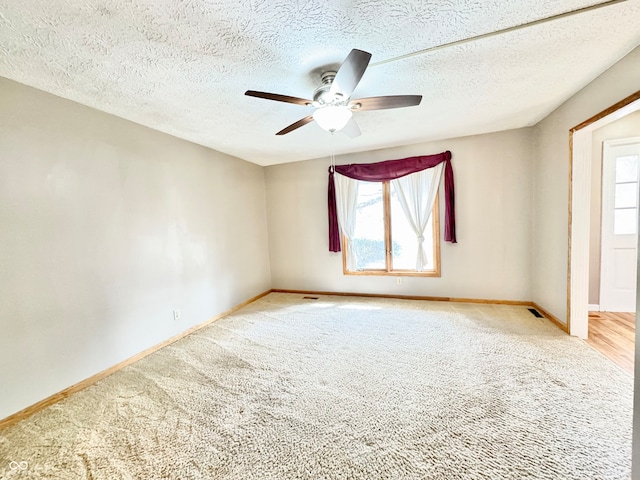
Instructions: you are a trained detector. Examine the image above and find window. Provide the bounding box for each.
[343,180,440,276]
[613,154,639,235]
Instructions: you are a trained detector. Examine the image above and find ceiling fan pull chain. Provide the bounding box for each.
[329,131,336,170]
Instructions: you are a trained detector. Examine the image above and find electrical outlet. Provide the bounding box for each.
[173,309,181,321]
[396,278,402,285]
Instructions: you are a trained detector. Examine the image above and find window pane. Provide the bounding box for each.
[615,183,638,208]
[351,182,385,270]
[614,208,638,235]
[389,187,434,271]
[616,155,638,183]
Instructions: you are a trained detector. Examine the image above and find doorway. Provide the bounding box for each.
[568,91,640,339]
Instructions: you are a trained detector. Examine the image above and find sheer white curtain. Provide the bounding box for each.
[391,164,444,271]
[334,173,359,270]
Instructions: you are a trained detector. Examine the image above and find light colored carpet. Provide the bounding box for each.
[0,293,633,479]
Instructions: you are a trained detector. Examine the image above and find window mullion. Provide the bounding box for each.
[383,181,392,272]
[432,193,441,277]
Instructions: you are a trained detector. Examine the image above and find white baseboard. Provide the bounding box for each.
[588,304,600,312]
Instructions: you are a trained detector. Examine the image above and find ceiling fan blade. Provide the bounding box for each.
[275,115,315,135]
[245,90,313,107]
[349,95,422,111]
[329,49,372,99]
[341,118,361,138]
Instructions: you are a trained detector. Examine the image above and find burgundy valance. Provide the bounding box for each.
[328,151,456,252]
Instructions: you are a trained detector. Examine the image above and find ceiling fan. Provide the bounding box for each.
[245,49,422,137]
[245,0,628,138]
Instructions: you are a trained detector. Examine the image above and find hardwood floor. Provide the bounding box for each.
[587,311,635,375]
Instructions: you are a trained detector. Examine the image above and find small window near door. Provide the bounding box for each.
[614,155,639,235]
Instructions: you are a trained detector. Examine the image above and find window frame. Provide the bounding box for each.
[342,180,441,277]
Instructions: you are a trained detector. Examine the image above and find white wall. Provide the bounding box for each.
[589,111,640,305]
[0,78,272,420]
[265,128,533,301]
[532,45,640,324]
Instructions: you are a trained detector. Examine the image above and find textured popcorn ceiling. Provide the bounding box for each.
[1,1,639,166]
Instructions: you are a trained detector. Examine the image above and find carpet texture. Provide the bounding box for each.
[0,293,633,479]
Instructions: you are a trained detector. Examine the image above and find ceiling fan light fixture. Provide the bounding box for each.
[313,106,352,132]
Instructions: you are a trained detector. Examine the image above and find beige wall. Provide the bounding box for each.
[265,128,533,301]
[532,45,640,324]
[589,111,640,305]
[0,78,272,419]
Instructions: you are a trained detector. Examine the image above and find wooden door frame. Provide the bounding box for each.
[567,90,640,337]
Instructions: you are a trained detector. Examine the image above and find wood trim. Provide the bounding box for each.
[570,90,640,133]
[0,289,272,431]
[532,302,569,333]
[341,233,348,273]
[383,181,392,271]
[1,289,568,430]
[274,290,569,335]
[272,288,532,306]
[342,269,441,277]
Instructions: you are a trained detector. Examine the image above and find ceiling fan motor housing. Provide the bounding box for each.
[313,71,339,105]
